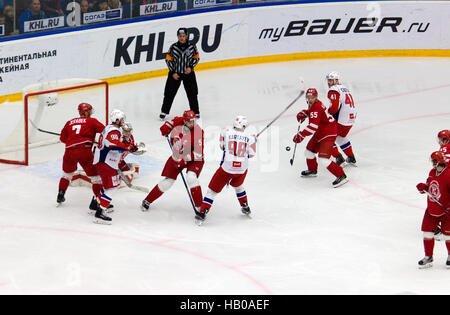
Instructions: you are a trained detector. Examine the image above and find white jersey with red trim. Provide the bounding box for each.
[93,124,128,170]
[220,128,257,175]
[328,84,357,126]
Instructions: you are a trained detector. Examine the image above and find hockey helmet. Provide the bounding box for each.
[183,110,196,122]
[306,88,318,98]
[431,151,447,166]
[438,129,450,145]
[78,103,93,116]
[110,109,126,125]
[233,115,248,130]
[326,71,340,81]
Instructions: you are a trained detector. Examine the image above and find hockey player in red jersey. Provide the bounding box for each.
[326,71,357,166]
[293,88,348,188]
[195,116,257,224]
[438,129,450,163]
[141,110,204,211]
[57,103,105,208]
[93,109,138,224]
[416,151,450,269]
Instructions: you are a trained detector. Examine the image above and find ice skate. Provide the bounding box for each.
[89,197,113,215]
[335,154,345,166]
[418,256,433,269]
[241,202,251,217]
[141,200,150,212]
[93,208,112,225]
[447,256,450,269]
[195,210,206,226]
[301,170,318,177]
[332,174,348,188]
[56,190,65,207]
[345,155,357,167]
[159,113,167,121]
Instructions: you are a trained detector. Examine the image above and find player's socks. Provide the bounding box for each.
[306,158,318,172]
[145,185,164,203]
[342,145,354,159]
[190,186,203,208]
[58,178,70,192]
[424,237,435,257]
[331,145,340,158]
[327,161,345,178]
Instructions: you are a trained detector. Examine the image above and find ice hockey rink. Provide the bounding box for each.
[1,57,449,294]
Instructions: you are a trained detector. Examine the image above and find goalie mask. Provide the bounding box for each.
[122,122,133,142]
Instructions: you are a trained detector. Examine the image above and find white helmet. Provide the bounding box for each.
[233,115,248,130]
[326,71,340,81]
[110,109,126,125]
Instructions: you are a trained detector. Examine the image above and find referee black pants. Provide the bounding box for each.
[161,71,199,115]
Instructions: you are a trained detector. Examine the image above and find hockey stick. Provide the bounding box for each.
[290,124,302,166]
[29,119,61,136]
[117,169,150,193]
[256,78,305,138]
[166,136,198,214]
[425,191,449,214]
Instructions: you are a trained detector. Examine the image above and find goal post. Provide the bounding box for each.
[0,78,109,166]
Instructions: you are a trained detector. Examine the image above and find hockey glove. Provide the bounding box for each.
[293,133,305,144]
[416,183,428,194]
[128,143,139,153]
[297,110,308,123]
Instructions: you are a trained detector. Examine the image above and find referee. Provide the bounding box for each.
[160,28,200,120]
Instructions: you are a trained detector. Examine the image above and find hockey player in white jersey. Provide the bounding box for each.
[195,116,256,224]
[326,71,357,166]
[92,109,138,224]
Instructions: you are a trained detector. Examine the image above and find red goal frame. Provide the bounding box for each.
[0,81,109,166]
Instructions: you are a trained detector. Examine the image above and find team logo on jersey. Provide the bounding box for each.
[428,180,441,201]
[233,161,242,168]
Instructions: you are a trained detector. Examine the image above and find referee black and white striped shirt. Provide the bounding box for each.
[165,41,200,74]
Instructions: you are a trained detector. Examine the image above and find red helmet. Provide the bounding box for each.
[431,151,447,165]
[438,129,450,144]
[183,110,196,122]
[306,88,318,97]
[78,103,93,116]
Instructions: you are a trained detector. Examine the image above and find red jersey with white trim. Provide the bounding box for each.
[439,143,450,163]
[425,167,450,217]
[60,117,105,149]
[220,128,257,174]
[299,99,337,140]
[327,84,356,126]
[93,125,129,169]
[160,116,204,162]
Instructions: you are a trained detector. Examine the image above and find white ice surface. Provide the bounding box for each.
[1,57,450,294]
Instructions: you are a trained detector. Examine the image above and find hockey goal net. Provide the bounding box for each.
[0,78,109,166]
